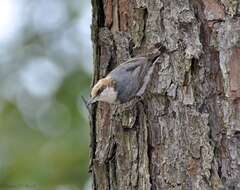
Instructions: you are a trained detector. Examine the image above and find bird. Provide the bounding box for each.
[88,56,160,105]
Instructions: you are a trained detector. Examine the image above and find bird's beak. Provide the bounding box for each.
[87,97,97,106]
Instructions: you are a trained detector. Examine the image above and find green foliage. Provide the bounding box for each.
[0,0,92,189]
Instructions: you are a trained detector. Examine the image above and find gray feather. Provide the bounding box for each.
[107,57,153,103]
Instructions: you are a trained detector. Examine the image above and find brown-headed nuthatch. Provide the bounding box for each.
[88,56,160,105]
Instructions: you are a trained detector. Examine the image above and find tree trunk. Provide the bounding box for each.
[90,0,240,189]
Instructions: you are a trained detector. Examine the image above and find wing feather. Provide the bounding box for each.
[107,57,151,103]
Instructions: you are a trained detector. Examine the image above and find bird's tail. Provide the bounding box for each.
[146,43,166,64]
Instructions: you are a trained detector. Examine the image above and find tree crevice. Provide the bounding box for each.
[91,0,240,189]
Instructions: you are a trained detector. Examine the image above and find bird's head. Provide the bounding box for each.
[88,77,117,105]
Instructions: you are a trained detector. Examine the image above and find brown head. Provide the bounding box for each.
[88,77,117,104]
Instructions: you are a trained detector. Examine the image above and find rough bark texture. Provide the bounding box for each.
[90,0,240,189]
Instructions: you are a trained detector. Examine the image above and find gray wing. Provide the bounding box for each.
[108,57,151,103]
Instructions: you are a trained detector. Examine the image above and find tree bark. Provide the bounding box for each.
[90,0,240,189]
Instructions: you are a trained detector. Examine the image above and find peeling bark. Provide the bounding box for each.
[90,0,240,189]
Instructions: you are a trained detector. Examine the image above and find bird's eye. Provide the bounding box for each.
[96,87,104,96]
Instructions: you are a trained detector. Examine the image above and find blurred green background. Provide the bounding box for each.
[0,0,92,189]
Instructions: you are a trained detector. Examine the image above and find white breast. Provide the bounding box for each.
[98,87,117,104]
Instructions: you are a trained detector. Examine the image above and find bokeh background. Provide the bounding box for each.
[0,0,92,189]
